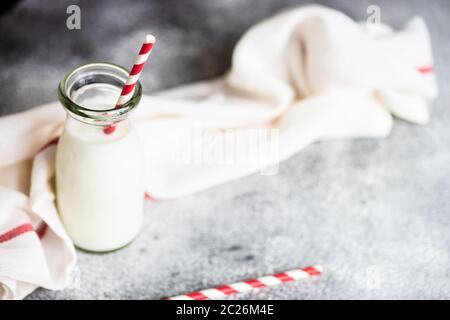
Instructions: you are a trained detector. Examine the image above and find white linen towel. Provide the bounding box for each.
[0,6,437,299]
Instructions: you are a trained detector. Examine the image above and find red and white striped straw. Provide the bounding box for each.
[167,265,323,300]
[116,34,156,106]
[104,34,156,134]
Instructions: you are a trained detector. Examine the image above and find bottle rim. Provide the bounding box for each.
[58,62,142,124]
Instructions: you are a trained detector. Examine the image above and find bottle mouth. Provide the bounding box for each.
[58,62,142,125]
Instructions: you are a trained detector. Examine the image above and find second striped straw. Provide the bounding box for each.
[167,265,323,300]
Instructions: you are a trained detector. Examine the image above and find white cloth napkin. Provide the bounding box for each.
[0,6,437,299]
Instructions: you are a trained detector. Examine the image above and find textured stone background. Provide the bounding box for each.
[0,0,449,299]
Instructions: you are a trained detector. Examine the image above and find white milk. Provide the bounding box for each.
[56,83,144,252]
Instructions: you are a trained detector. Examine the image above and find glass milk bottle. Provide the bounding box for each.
[56,62,144,252]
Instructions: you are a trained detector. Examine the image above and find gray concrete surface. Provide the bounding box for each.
[0,0,449,299]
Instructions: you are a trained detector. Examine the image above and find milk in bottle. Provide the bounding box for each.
[56,63,144,252]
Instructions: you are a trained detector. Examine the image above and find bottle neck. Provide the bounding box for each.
[64,114,133,143]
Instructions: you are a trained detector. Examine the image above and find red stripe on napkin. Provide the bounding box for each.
[417,65,433,74]
[0,223,34,244]
[144,192,156,201]
[36,223,48,239]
